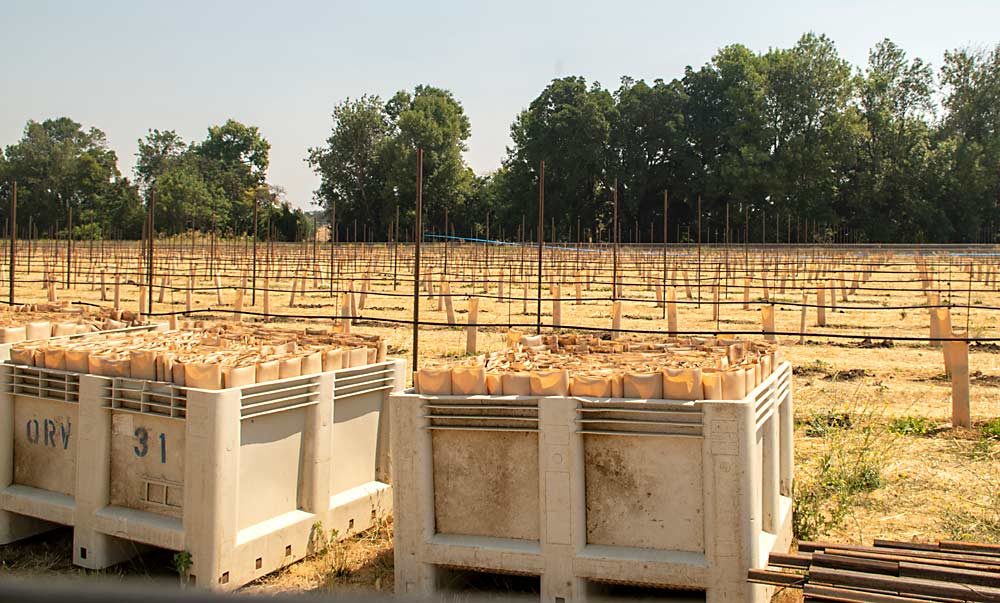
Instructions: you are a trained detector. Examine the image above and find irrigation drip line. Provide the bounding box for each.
[27,269,1000,296]
[130,305,993,343]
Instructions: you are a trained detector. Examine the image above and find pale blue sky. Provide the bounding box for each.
[2,0,997,209]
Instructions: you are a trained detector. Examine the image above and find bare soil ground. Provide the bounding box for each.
[2,242,999,595]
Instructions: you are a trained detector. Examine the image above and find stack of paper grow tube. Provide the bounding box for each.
[0,302,148,344]
[6,320,386,389]
[415,331,782,400]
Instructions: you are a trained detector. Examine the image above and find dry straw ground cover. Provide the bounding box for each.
[1,239,999,594]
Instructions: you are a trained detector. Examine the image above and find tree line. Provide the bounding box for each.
[2,33,999,243]
[311,34,1000,244]
[0,118,313,240]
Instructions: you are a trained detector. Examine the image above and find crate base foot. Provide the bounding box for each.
[74,529,149,569]
[0,510,61,544]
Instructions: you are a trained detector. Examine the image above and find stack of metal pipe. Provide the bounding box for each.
[749,539,1000,603]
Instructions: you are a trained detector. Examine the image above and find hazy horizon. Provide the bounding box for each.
[3,0,998,209]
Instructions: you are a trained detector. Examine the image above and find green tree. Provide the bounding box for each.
[382,85,475,234]
[683,45,773,241]
[609,77,693,241]
[502,77,615,241]
[936,45,1000,241]
[850,38,935,241]
[135,129,186,189]
[194,119,271,233]
[308,86,475,238]
[763,33,859,235]
[307,95,391,235]
[153,158,228,234]
[1,117,132,237]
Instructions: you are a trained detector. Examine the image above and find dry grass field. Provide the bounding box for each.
[2,239,999,595]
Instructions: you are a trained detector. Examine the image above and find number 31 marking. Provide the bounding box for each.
[133,427,167,464]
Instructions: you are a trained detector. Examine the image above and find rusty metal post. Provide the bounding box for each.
[536,160,545,334]
[8,181,15,305]
[412,149,424,372]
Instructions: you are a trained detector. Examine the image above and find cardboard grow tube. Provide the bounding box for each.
[43,348,66,370]
[256,360,280,383]
[323,348,344,372]
[129,350,157,380]
[301,352,323,375]
[571,374,613,398]
[90,355,131,378]
[349,347,368,368]
[155,353,173,383]
[500,372,531,396]
[664,367,704,400]
[171,361,186,386]
[223,365,256,388]
[1,327,26,344]
[701,371,723,400]
[65,349,91,373]
[744,367,756,393]
[416,367,452,395]
[53,323,77,337]
[623,372,664,399]
[486,373,502,395]
[185,362,223,389]
[521,334,543,348]
[721,368,747,399]
[26,322,51,341]
[279,356,302,379]
[451,365,487,395]
[530,369,569,396]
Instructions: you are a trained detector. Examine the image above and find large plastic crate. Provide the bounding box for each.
[0,323,167,541]
[0,357,404,590]
[390,361,793,603]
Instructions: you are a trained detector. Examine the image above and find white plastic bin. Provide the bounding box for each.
[391,361,794,603]
[0,357,404,590]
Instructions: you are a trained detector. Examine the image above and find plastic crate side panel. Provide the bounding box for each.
[431,429,540,541]
[330,389,381,494]
[12,396,77,495]
[109,411,185,518]
[583,433,704,552]
[237,407,307,531]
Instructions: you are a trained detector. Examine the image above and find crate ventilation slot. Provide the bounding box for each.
[425,400,540,432]
[9,365,81,403]
[109,378,187,419]
[575,401,703,437]
[334,365,396,400]
[240,377,320,419]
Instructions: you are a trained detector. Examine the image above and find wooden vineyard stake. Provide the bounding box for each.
[762,304,776,342]
[611,300,622,339]
[712,284,720,322]
[551,284,561,328]
[799,292,807,344]
[263,277,271,319]
[943,338,971,428]
[466,297,479,354]
[339,291,351,334]
[234,287,244,321]
[816,287,826,326]
[667,288,678,336]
